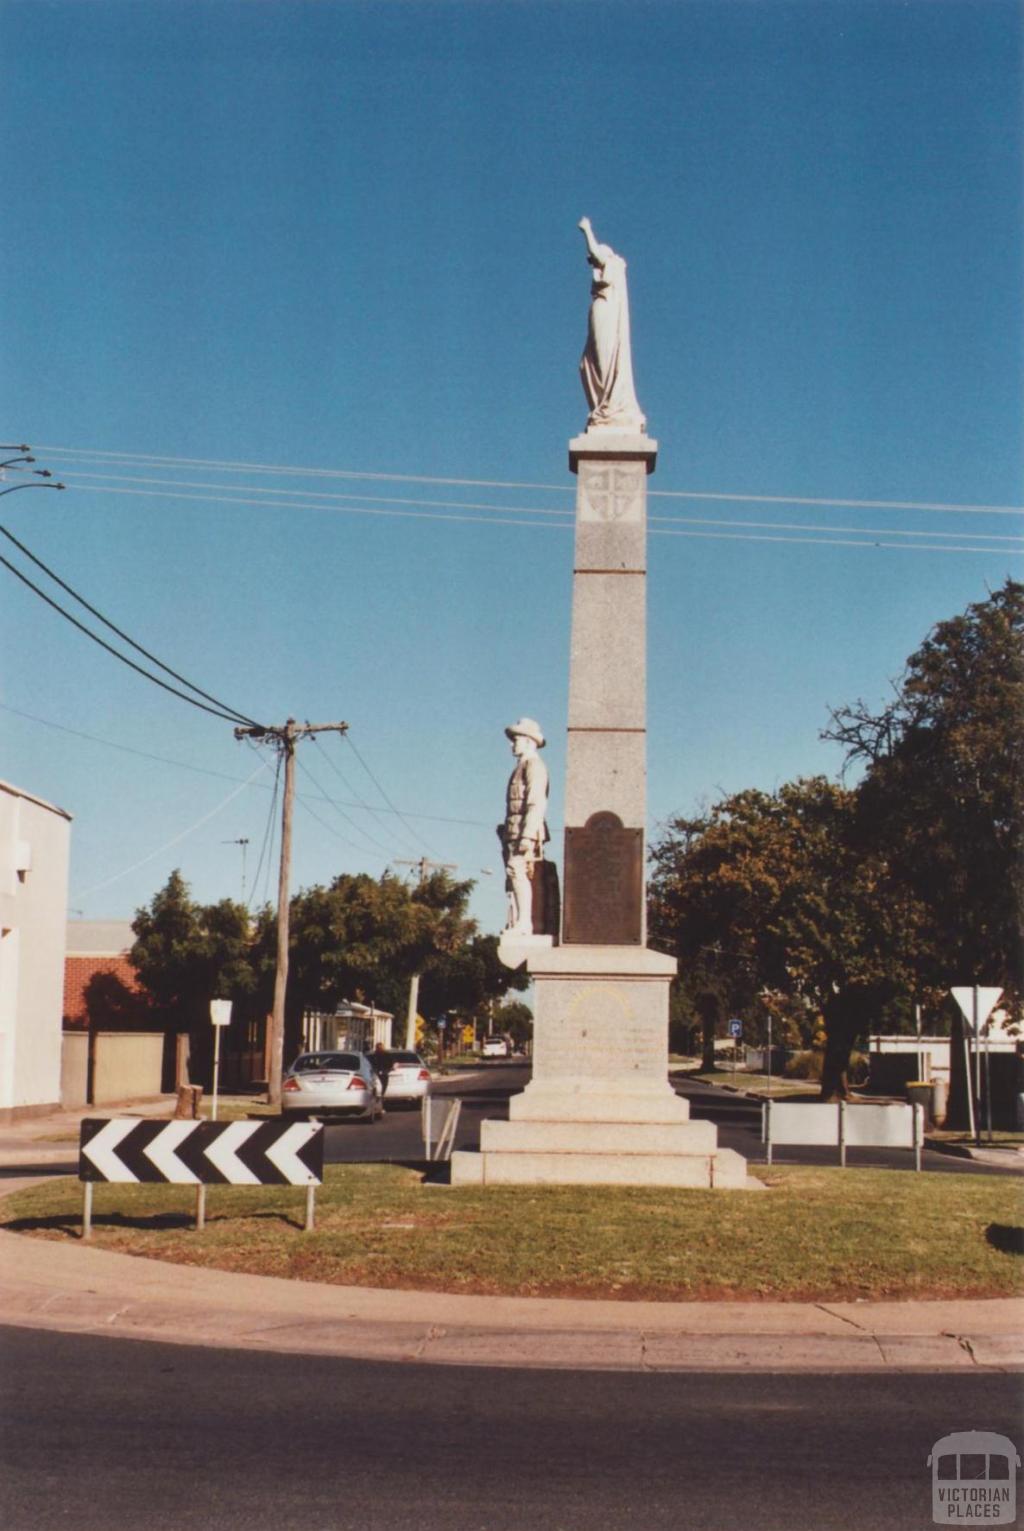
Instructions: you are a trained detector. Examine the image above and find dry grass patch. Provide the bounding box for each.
[3,1163,1021,1302]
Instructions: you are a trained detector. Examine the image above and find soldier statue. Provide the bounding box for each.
[498,717,551,936]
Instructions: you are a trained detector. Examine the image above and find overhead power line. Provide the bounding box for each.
[54,469,1024,541]
[53,465,1022,538]
[309,736,425,859]
[0,702,494,828]
[0,551,267,724]
[53,480,1020,556]
[0,522,263,727]
[296,755,408,860]
[38,442,1024,516]
[343,733,441,858]
[70,760,268,902]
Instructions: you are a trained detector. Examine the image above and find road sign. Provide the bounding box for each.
[209,999,232,1027]
[79,1118,324,1186]
[950,987,1003,1036]
[729,1018,743,1039]
[437,1015,447,1029]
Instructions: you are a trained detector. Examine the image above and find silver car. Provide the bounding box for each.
[281,1051,384,1121]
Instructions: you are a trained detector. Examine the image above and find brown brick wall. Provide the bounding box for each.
[63,955,142,1029]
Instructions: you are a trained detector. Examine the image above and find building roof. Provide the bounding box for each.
[66,919,135,956]
[0,778,73,821]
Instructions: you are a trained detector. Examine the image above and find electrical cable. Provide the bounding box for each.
[293,784,394,867]
[70,760,268,902]
[0,522,262,727]
[37,443,1024,516]
[295,755,410,860]
[0,551,264,723]
[342,732,441,857]
[247,742,282,911]
[51,482,1021,555]
[309,735,428,859]
[58,470,574,520]
[0,702,494,828]
[54,470,1024,540]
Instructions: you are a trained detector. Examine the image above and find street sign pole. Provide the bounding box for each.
[767,1012,772,1098]
[212,1028,222,1123]
[984,1014,993,1144]
[974,987,982,1147]
[951,986,1002,1144]
[210,1000,233,1123]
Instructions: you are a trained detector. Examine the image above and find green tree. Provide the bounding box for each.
[250,869,526,1058]
[825,578,1024,997]
[130,870,255,1084]
[649,778,925,1098]
[489,999,534,1050]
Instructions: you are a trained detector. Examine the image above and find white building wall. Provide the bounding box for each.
[0,782,71,1115]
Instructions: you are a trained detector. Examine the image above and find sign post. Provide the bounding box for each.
[950,987,1002,1145]
[209,999,233,1123]
[766,1009,773,1098]
[729,1019,742,1083]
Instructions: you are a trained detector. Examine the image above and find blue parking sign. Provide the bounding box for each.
[728,1018,742,1039]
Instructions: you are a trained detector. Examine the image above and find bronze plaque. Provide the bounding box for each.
[562,812,643,945]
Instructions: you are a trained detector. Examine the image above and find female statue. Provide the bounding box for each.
[578,217,646,432]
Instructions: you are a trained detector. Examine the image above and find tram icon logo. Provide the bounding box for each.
[928,1431,1020,1524]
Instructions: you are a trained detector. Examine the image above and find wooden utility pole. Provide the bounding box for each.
[235,719,348,1104]
[395,857,458,1051]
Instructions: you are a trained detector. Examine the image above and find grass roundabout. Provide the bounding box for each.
[3,1163,1021,1303]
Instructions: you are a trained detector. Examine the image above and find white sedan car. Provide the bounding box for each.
[372,1050,432,1107]
[281,1051,384,1121]
[482,1035,510,1058]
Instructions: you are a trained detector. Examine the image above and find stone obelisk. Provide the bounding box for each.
[451,222,748,1188]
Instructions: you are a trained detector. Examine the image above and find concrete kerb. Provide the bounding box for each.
[0,1166,1020,1374]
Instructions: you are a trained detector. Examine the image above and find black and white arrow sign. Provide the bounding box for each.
[79,1118,324,1186]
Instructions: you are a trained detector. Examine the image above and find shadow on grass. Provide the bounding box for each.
[3,1205,310,1237]
[986,1224,1024,1256]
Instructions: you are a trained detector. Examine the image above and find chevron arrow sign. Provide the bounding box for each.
[79,1118,324,1186]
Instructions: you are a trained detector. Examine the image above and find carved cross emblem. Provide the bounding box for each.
[580,463,644,523]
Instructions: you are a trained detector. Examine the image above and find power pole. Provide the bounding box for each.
[234,719,348,1103]
[395,857,458,1051]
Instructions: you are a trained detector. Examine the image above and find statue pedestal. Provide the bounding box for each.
[450,946,750,1189]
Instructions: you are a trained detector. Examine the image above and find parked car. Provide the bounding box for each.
[281,1051,383,1121]
[482,1035,510,1058]
[370,1049,432,1107]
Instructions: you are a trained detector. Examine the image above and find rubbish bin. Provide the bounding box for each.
[906,1081,933,1126]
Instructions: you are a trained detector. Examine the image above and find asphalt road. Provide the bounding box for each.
[320,1062,522,1163]
[317,1060,1014,1177]
[1,1326,1018,1531]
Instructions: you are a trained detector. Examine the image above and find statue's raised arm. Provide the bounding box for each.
[578,217,646,433]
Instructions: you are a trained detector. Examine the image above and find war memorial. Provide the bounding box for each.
[451,222,750,1190]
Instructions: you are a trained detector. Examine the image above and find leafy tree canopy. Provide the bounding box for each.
[650,581,1021,1097]
[825,578,1023,991]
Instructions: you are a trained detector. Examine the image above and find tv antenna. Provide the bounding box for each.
[222,837,250,903]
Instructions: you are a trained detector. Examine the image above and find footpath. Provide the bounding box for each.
[0,1099,1021,1375]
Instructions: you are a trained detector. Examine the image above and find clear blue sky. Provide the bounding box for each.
[1,0,1021,941]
